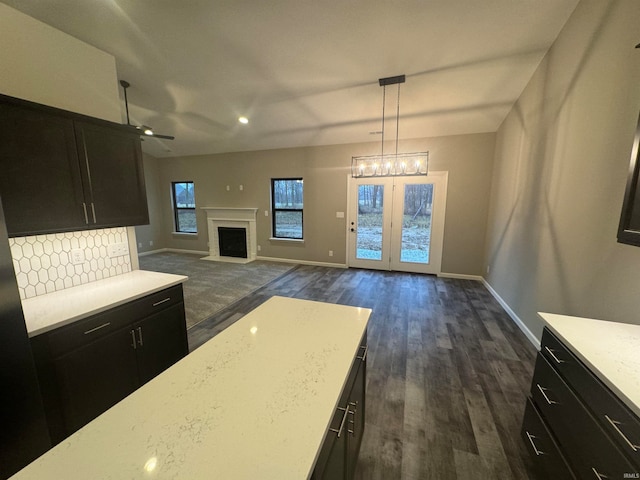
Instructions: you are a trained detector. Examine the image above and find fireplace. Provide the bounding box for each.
[218,227,248,258]
[201,207,258,263]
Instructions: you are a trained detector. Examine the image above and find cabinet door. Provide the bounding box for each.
[347,356,366,479]
[134,302,188,384]
[53,327,139,436]
[0,102,87,236]
[313,406,348,480]
[74,121,149,228]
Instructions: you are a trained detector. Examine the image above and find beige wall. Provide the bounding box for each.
[485,0,640,340]
[135,153,166,253]
[0,4,121,122]
[147,132,495,275]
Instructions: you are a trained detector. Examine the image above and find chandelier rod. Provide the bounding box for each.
[395,81,401,160]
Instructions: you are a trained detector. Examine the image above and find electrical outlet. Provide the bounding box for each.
[107,242,129,258]
[329,250,333,257]
[70,249,85,265]
[257,245,261,252]
[138,242,142,248]
[264,210,269,217]
[149,240,153,247]
[239,184,244,191]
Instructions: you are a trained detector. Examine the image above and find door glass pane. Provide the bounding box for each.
[356,184,384,260]
[400,184,433,264]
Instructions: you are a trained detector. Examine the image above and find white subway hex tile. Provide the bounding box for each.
[40,255,51,270]
[10,243,23,260]
[35,283,46,296]
[16,272,28,289]
[19,257,30,273]
[30,256,41,271]
[27,271,39,287]
[38,269,49,284]
[22,243,33,258]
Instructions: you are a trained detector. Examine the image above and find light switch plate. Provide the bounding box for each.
[107,242,129,258]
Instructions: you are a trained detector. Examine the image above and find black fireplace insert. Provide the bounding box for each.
[218,227,248,258]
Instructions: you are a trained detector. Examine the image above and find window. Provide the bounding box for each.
[271,178,303,239]
[171,181,197,233]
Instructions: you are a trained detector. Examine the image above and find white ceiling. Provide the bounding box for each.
[2,0,579,158]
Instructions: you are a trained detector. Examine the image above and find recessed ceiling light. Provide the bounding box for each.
[238,116,249,124]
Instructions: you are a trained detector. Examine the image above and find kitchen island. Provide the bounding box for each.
[11,296,371,479]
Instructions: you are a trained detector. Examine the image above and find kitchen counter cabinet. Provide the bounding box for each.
[0,93,148,236]
[313,338,367,480]
[10,296,371,480]
[522,313,640,479]
[31,283,188,444]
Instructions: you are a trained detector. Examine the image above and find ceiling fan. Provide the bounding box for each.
[119,80,175,140]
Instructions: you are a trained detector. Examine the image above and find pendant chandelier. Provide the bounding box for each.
[351,74,429,178]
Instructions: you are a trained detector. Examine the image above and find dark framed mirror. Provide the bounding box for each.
[617,111,640,246]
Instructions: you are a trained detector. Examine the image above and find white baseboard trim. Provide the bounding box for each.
[138,248,210,257]
[137,248,169,257]
[438,272,483,281]
[256,256,347,269]
[482,278,540,349]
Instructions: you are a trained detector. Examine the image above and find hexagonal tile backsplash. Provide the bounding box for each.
[9,227,132,300]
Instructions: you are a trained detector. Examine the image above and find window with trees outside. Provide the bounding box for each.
[271,178,303,239]
[171,181,197,233]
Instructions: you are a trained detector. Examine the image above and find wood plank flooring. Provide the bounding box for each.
[187,265,541,479]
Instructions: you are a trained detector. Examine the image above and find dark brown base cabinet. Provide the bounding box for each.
[31,285,188,444]
[313,332,367,480]
[522,327,640,479]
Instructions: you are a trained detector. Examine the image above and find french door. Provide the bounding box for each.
[347,172,448,274]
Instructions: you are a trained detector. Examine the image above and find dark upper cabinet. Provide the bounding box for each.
[75,121,148,228]
[0,102,87,236]
[0,93,149,237]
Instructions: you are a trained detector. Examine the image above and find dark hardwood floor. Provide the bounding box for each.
[187,265,541,479]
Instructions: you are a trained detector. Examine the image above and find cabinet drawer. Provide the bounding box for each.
[46,285,184,356]
[531,353,636,479]
[542,328,640,466]
[521,397,575,480]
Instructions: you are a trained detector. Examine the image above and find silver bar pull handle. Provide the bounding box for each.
[137,326,143,346]
[536,384,557,405]
[130,330,137,349]
[525,431,544,456]
[152,297,171,307]
[329,406,349,438]
[605,414,639,451]
[84,322,111,335]
[90,202,97,223]
[591,467,608,479]
[544,346,564,364]
[356,345,368,361]
[82,202,89,224]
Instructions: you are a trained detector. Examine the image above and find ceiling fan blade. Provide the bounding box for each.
[151,133,175,140]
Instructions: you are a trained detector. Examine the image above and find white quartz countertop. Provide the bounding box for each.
[539,312,640,418]
[22,270,188,337]
[11,296,371,480]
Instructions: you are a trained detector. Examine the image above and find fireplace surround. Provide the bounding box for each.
[201,207,258,263]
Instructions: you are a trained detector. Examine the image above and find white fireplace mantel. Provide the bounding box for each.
[201,207,258,263]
